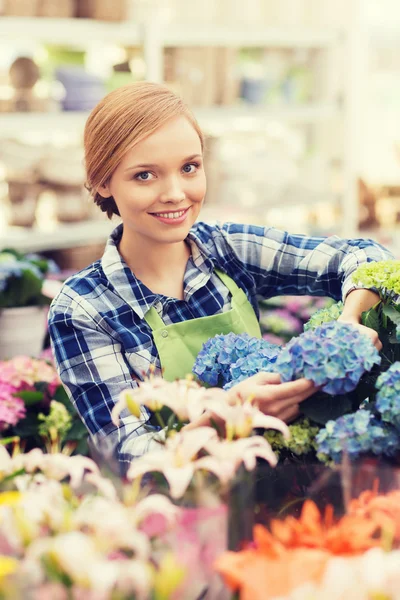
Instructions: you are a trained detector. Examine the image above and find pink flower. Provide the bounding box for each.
[0,356,60,394]
[0,382,26,430]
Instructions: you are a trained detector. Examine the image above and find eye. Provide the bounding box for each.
[182,162,199,174]
[134,171,154,181]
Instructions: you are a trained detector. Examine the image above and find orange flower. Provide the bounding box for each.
[215,547,330,600]
[349,489,400,542]
[267,500,379,554]
[215,491,400,599]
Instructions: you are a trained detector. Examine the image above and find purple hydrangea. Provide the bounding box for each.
[260,309,303,336]
[375,362,400,430]
[193,333,280,387]
[274,321,381,395]
[316,409,400,464]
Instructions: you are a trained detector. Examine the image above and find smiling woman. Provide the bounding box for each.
[48,81,393,470]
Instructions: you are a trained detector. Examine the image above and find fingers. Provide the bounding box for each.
[368,329,382,351]
[257,388,312,417]
[256,377,316,403]
[277,404,300,423]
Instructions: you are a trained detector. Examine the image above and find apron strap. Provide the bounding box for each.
[214,268,241,295]
[144,269,240,330]
[144,305,164,329]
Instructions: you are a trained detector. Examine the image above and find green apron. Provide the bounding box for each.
[143,269,262,381]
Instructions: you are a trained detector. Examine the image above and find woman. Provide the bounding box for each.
[48,82,390,468]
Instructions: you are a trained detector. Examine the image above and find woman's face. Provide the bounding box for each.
[99,116,206,246]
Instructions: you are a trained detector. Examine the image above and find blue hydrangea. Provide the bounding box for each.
[224,347,280,390]
[274,321,381,395]
[316,409,400,464]
[193,333,280,387]
[375,362,400,431]
[0,254,43,293]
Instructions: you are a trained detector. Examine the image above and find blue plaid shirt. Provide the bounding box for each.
[48,222,392,465]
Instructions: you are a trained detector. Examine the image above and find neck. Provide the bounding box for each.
[119,230,190,280]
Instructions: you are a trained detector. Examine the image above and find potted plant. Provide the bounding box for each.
[0,248,59,359]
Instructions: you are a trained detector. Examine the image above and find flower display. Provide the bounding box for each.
[0,353,88,455]
[303,301,344,330]
[0,446,190,600]
[0,355,60,397]
[264,417,320,458]
[193,332,280,388]
[315,409,400,464]
[352,259,400,300]
[274,321,381,395]
[215,489,400,600]
[0,249,59,308]
[0,382,26,430]
[260,309,303,337]
[375,362,400,430]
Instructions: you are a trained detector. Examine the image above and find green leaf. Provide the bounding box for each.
[12,413,40,440]
[0,268,43,308]
[15,391,44,406]
[301,391,355,425]
[361,306,380,332]
[382,304,400,326]
[0,436,19,446]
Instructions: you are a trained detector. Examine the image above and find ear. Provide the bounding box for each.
[97,182,112,198]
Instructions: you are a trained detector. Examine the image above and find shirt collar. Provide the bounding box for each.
[187,227,216,274]
[101,224,159,320]
[101,223,216,318]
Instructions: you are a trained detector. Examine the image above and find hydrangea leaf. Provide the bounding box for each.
[300,391,355,425]
[14,391,44,406]
[361,306,380,333]
[382,304,400,327]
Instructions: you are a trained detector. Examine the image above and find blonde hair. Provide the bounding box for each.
[84,82,204,219]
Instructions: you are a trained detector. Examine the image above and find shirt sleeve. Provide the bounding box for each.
[48,299,161,467]
[217,223,394,301]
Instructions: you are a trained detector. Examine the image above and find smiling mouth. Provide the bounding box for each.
[150,208,190,220]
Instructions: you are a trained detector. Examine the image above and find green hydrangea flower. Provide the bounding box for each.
[352,260,400,299]
[38,401,72,445]
[264,417,320,457]
[304,301,344,331]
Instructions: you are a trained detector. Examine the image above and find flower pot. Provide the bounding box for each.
[0,306,47,360]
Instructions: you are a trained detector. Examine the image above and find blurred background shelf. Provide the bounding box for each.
[0,0,399,255]
[161,27,342,48]
[0,102,341,136]
[0,17,141,46]
[0,219,116,252]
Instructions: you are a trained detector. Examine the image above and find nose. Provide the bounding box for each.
[159,176,186,204]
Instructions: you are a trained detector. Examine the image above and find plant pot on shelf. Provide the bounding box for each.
[3,0,39,16]
[6,180,40,228]
[37,0,75,17]
[52,184,90,223]
[76,0,127,21]
[0,306,48,360]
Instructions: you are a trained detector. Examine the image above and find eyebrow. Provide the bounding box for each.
[124,154,202,172]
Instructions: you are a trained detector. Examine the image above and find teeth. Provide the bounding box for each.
[155,210,186,219]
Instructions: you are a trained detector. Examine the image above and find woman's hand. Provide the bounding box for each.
[337,315,382,351]
[226,372,317,423]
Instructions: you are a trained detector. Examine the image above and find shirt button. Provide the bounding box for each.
[161,330,169,338]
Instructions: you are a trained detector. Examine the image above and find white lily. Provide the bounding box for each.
[132,494,180,528]
[195,435,279,486]
[202,396,290,440]
[112,377,224,426]
[73,497,150,560]
[127,427,218,499]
